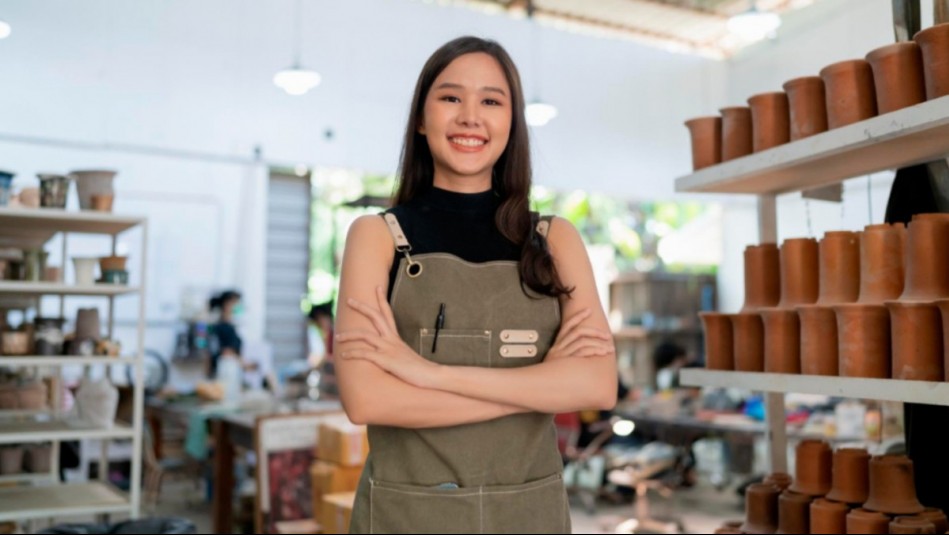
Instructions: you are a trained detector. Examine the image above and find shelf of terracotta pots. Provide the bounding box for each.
[0,281,139,297]
[676,94,949,195]
[680,369,949,407]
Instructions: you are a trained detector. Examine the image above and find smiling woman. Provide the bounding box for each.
[334,36,617,534]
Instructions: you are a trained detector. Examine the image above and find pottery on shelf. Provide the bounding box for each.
[748,92,791,153]
[863,455,925,516]
[783,76,829,141]
[834,303,891,378]
[685,116,723,171]
[826,448,870,505]
[764,472,793,492]
[776,490,811,535]
[866,42,927,114]
[889,517,937,534]
[37,173,71,209]
[743,243,782,312]
[91,194,114,212]
[789,440,832,497]
[886,301,944,382]
[937,300,949,381]
[701,313,734,371]
[819,60,878,129]
[763,309,801,374]
[24,445,51,473]
[742,483,781,534]
[19,187,40,208]
[917,509,949,534]
[915,23,949,99]
[732,313,766,372]
[0,170,13,207]
[75,308,102,344]
[72,257,98,286]
[846,509,891,534]
[33,317,65,356]
[1,332,30,356]
[0,447,24,475]
[99,255,128,273]
[69,169,116,211]
[858,223,907,304]
[778,238,820,309]
[799,306,840,376]
[900,214,949,302]
[720,106,753,162]
[809,498,849,535]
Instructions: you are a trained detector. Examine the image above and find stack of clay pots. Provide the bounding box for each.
[684,22,949,172]
[702,214,949,384]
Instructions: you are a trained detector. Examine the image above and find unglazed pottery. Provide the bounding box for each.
[685,116,723,171]
[748,92,791,152]
[863,455,925,515]
[720,106,754,161]
[783,76,829,141]
[820,60,878,128]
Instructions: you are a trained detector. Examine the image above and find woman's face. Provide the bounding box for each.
[420,52,513,190]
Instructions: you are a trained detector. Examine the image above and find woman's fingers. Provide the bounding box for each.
[561,339,615,358]
[554,309,591,344]
[335,331,385,350]
[347,298,391,338]
[555,326,613,352]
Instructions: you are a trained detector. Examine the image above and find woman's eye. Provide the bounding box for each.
[484,99,501,106]
[440,95,460,103]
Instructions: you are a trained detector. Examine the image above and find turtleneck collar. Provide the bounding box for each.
[416,186,498,214]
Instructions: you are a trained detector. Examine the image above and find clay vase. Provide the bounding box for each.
[914,24,949,99]
[858,224,907,305]
[701,313,734,371]
[70,170,116,211]
[733,313,766,372]
[834,303,891,378]
[900,214,949,302]
[783,77,829,141]
[685,116,723,171]
[763,309,802,374]
[820,60,878,129]
[748,92,791,152]
[742,483,781,534]
[721,106,754,162]
[826,448,870,505]
[846,509,891,534]
[810,498,849,534]
[918,509,949,534]
[764,472,794,492]
[743,243,782,312]
[864,456,925,515]
[776,491,812,534]
[886,302,944,381]
[890,517,937,534]
[866,42,927,114]
[789,440,833,497]
[937,300,949,381]
[778,238,820,308]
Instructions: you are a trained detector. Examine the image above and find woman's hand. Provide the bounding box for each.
[336,286,442,389]
[545,309,615,361]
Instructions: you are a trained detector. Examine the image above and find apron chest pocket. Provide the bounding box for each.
[419,329,491,367]
[369,473,567,534]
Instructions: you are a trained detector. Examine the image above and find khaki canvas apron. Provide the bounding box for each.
[348,213,570,534]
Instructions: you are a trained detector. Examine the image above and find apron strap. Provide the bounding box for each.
[535,215,553,239]
[382,213,412,250]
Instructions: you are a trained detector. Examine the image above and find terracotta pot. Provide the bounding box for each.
[69,170,116,211]
[810,498,848,534]
[702,313,734,371]
[762,309,801,374]
[917,509,949,534]
[783,77,829,141]
[99,256,128,273]
[733,312,766,372]
[886,302,944,382]
[816,232,861,305]
[834,304,891,378]
[799,306,839,376]
[748,92,791,152]
[743,243,782,312]
[685,116,723,171]
[938,300,949,381]
[819,60,878,129]
[858,224,906,305]
[826,448,870,505]
[890,517,937,534]
[91,194,114,212]
[776,491,811,534]
[721,106,754,162]
[900,214,949,302]
[778,238,820,309]
[866,42,927,114]
[864,456,924,515]
[789,440,832,497]
[846,509,890,534]
[914,24,949,99]
[765,472,794,492]
[742,483,781,534]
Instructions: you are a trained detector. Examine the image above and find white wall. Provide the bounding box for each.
[0,0,726,387]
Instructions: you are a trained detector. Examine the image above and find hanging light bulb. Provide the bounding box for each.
[274,64,321,96]
[727,5,782,41]
[0,20,11,39]
[525,100,558,127]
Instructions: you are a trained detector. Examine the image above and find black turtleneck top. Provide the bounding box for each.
[384,187,521,293]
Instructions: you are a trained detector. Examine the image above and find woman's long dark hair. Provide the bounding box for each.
[392,36,572,298]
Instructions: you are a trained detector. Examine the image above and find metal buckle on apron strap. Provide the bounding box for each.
[398,245,423,278]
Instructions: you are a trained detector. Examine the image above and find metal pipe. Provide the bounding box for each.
[892,0,921,42]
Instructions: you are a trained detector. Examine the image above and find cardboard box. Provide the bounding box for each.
[317,416,369,467]
[320,491,356,534]
[310,460,363,526]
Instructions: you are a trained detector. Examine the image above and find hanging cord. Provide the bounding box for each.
[293,0,303,66]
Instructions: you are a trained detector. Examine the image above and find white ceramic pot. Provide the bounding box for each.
[75,377,118,428]
[69,170,116,211]
[72,257,98,286]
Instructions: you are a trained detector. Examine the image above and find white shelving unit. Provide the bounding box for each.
[675,96,949,474]
[0,207,147,524]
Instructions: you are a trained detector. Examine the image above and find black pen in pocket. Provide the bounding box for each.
[432,303,446,353]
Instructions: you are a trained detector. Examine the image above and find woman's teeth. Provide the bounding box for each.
[450,137,486,147]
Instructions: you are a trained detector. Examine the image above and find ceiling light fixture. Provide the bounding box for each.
[525,1,558,127]
[727,4,782,41]
[273,0,321,96]
[0,20,11,40]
